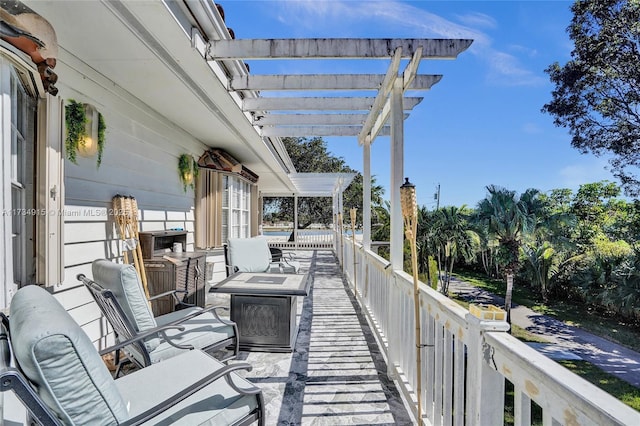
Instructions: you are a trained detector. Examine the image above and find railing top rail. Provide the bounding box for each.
[393,269,469,332]
[485,332,640,425]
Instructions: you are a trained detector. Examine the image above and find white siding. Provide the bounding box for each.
[50,51,208,346]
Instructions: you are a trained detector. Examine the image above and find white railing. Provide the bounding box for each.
[265,229,334,250]
[340,235,639,426]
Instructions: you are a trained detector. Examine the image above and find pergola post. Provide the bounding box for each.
[294,194,299,251]
[363,140,372,251]
[389,77,404,271]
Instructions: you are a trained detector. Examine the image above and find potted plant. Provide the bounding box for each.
[178,154,199,192]
[65,99,106,167]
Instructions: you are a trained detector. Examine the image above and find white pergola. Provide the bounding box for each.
[207,38,472,267]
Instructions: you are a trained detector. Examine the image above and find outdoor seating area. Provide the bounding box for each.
[209,249,414,424]
[2,1,640,424]
[2,246,639,424]
[78,259,239,375]
[0,285,264,425]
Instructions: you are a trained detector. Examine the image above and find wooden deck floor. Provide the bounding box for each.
[208,250,413,425]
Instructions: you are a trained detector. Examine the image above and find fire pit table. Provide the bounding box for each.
[209,272,311,352]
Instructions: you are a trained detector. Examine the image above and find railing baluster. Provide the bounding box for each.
[348,243,640,426]
[453,338,465,426]
[443,329,454,426]
[514,384,532,426]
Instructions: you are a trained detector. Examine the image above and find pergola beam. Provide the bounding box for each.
[254,113,409,126]
[229,74,442,91]
[254,113,368,126]
[243,96,422,111]
[261,126,390,137]
[358,48,403,144]
[207,38,473,60]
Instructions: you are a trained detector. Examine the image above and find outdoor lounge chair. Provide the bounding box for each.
[224,237,300,276]
[77,259,239,376]
[1,285,264,425]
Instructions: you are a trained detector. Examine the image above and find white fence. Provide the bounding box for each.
[265,229,334,250]
[340,235,639,425]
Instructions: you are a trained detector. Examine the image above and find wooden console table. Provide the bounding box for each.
[209,272,311,352]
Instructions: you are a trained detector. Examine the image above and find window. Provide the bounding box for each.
[1,47,64,308]
[222,174,251,241]
[9,66,36,287]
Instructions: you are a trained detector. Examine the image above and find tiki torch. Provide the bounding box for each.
[337,212,344,271]
[400,177,422,423]
[350,207,358,298]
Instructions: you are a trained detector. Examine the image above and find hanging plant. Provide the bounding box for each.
[64,100,85,165]
[178,154,199,192]
[97,112,106,167]
[64,99,106,168]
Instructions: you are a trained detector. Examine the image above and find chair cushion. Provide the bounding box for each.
[149,308,236,363]
[227,238,271,273]
[10,285,129,425]
[116,350,259,425]
[92,259,160,352]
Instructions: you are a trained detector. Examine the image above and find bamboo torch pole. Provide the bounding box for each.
[337,212,344,271]
[129,196,149,298]
[400,177,422,423]
[350,207,357,299]
[112,196,129,264]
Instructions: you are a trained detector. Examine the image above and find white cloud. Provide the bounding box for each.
[508,44,539,58]
[455,12,497,30]
[486,51,546,86]
[273,0,545,87]
[559,159,613,188]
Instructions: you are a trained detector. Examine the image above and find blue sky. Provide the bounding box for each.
[221,0,618,208]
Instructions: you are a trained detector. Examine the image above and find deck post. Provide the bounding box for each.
[294,194,298,251]
[363,140,371,251]
[465,313,510,425]
[389,77,404,270]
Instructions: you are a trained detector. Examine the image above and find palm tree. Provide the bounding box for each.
[475,186,539,322]
[416,206,438,288]
[522,197,578,303]
[433,205,477,296]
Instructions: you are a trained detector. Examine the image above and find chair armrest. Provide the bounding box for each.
[149,289,196,309]
[281,252,296,260]
[98,323,188,356]
[147,290,179,301]
[160,305,235,327]
[120,362,260,426]
[0,367,64,426]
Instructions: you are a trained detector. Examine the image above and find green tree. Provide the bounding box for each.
[263,137,385,238]
[570,181,621,244]
[476,186,539,322]
[415,206,439,289]
[433,205,477,295]
[542,0,640,196]
[522,188,579,302]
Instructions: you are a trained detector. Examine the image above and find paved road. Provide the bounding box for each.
[448,277,640,388]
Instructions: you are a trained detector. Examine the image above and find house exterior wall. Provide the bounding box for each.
[51,49,209,345]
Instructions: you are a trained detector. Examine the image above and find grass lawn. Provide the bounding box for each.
[559,360,640,411]
[453,271,640,353]
[450,280,640,413]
